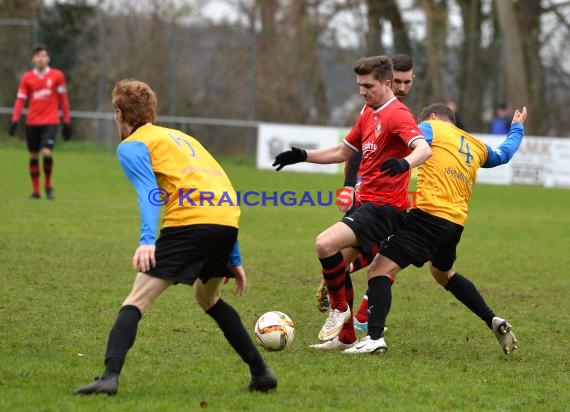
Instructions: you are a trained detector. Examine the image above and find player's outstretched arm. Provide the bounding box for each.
[273,144,353,171]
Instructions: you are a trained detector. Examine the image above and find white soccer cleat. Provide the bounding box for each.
[343,335,388,354]
[317,307,351,341]
[309,337,356,351]
[492,317,518,355]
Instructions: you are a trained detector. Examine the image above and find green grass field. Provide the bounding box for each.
[1,142,569,411]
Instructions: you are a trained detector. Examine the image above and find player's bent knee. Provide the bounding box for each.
[430,267,454,287]
[315,233,335,256]
[194,291,219,311]
[122,273,169,313]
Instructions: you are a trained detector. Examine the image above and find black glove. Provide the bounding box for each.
[9,122,18,137]
[62,123,72,141]
[272,147,307,171]
[380,157,410,176]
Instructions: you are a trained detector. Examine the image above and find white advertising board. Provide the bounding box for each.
[256,123,342,174]
[257,123,570,189]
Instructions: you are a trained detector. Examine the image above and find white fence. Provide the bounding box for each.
[1,107,259,154]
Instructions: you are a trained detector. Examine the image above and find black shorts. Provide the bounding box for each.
[146,224,238,286]
[26,125,58,152]
[380,208,463,271]
[341,202,399,252]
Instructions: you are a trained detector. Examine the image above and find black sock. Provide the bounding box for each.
[445,273,495,329]
[367,276,392,339]
[206,299,267,376]
[103,305,142,378]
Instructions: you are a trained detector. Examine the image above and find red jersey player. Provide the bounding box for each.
[272,55,431,350]
[9,44,72,200]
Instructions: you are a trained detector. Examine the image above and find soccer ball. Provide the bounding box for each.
[254,311,295,351]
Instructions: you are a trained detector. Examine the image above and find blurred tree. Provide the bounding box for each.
[3,0,570,141]
[254,0,353,124]
[418,0,448,104]
[455,0,485,131]
[384,0,411,54]
[37,1,97,78]
[495,0,537,134]
[366,0,385,55]
[0,0,41,110]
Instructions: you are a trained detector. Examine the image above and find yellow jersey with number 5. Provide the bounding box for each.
[415,120,488,226]
[117,124,240,244]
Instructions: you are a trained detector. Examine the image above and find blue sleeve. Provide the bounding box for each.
[227,240,242,267]
[482,123,525,168]
[117,141,160,245]
[418,122,433,145]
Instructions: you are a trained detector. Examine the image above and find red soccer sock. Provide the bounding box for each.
[338,272,356,343]
[319,252,348,311]
[350,244,379,274]
[29,158,40,195]
[354,295,369,323]
[338,320,357,344]
[43,156,53,189]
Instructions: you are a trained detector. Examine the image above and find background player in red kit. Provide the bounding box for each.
[9,44,72,200]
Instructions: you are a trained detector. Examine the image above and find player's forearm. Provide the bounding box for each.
[60,94,71,123]
[137,191,159,245]
[404,139,432,169]
[306,144,352,164]
[344,152,361,187]
[12,98,25,122]
[117,141,160,245]
[482,123,524,168]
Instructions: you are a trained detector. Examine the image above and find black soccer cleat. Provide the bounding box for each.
[46,188,54,200]
[248,368,277,392]
[73,376,118,396]
[29,193,40,200]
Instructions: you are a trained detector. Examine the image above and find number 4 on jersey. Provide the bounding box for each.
[458,135,473,165]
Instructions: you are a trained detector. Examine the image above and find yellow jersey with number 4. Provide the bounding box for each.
[416,120,488,226]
